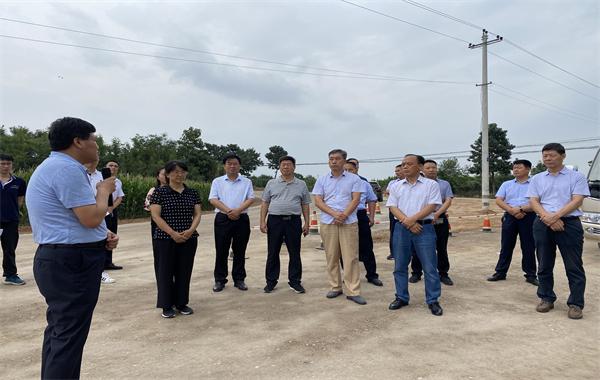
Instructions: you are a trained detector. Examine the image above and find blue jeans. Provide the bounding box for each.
[393,224,441,304]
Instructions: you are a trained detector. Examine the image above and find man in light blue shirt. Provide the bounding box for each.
[527,143,590,320]
[488,159,537,285]
[26,117,119,379]
[386,154,444,316]
[313,149,365,305]
[385,164,404,260]
[345,160,382,286]
[209,153,255,292]
[410,159,455,286]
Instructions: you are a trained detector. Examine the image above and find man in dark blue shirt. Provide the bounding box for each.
[0,153,27,286]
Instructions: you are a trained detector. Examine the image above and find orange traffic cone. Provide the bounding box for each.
[481,215,492,232]
[309,210,320,235]
[375,202,382,215]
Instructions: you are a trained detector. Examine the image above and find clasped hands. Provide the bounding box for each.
[170,228,196,243]
[539,212,565,232]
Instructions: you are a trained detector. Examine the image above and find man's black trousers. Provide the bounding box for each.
[214,213,250,283]
[33,244,105,379]
[104,210,118,267]
[266,214,302,287]
[154,237,197,308]
[494,212,536,278]
[357,209,379,280]
[411,216,450,277]
[1,221,19,277]
[534,217,586,308]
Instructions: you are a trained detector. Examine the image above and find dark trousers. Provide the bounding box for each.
[357,209,378,280]
[214,213,250,283]
[388,211,396,255]
[1,221,19,277]
[104,211,118,266]
[411,216,450,277]
[533,217,586,308]
[33,245,105,379]
[495,212,536,277]
[151,224,159,285]
[266,215,302,286]
[154,237,197,309]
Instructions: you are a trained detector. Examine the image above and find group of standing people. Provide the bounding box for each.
[1,114,592,379]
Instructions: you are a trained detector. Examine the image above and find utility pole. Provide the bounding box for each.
[469,29,502,212]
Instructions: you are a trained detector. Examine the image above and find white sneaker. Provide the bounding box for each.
[101,271,115,284]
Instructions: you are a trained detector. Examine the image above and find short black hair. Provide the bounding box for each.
[328,149,347,159]
[405,154,425,165]
[344,161,357,169]
[347,157,358,163]
[222,153,242,165]
[278,155,296,165]
[0,153,14,162]
[395,164,403,168]
[424,159,437,166]
[513,159,532,168]
[105,160,119,166]
[542,143,566,155]
[164,160,188,174]
[48,117,96,151]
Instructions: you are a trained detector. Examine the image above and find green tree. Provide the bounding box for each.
[531,160,546,175]
[468,123,515,192]
[120,133,178,176]
[176,127,218,181]
[206,143,263,176]
[0,126,50,170]
[265,145,288,177]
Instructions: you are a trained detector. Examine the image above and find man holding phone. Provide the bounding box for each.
[260,155,311,294]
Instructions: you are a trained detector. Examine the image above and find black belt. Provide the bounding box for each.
[416,219,433,225]
[270,214,301,220]
[561,216,580,221]
[39,240,106,249]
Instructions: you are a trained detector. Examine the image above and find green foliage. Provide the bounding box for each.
[249,174,274,189]
[265,145,288,176]
[205,143,263,176]
[0,125,51,170]
[531,161,546,175]
[468,123,515,192]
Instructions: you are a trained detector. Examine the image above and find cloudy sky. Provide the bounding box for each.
[1,0,598,180]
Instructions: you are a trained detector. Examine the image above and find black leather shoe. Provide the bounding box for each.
[264,284,276,293]
[409,274,421,283]
[212,282,225,292]
[440,275,454,286]
[487,273,506,282]
[368,278,383,287]
[234,281,248,291]
[525,277,539,286]
[428,302,443,316]
[105,263,123,270]
[388,298,409,310]
[386,254,394,260]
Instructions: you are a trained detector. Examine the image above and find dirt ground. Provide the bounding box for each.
[2,198,599,379]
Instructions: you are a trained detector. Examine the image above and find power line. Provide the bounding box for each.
[489,87,599,124]
[489,52,600,102]
[398,0,599,89]
[0,16,472,84]
[493,83,599,122]
[0,34,474,85]
[339,0,470,43]
[503,39,599,89]
[295,139,600,165]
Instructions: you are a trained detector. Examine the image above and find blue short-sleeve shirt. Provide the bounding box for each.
[26,152,108,244]
[496,178,530,207]
[208,174,254,213]
[312,171,363,224]
[526,167,590,217]
[357,178,378,211]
